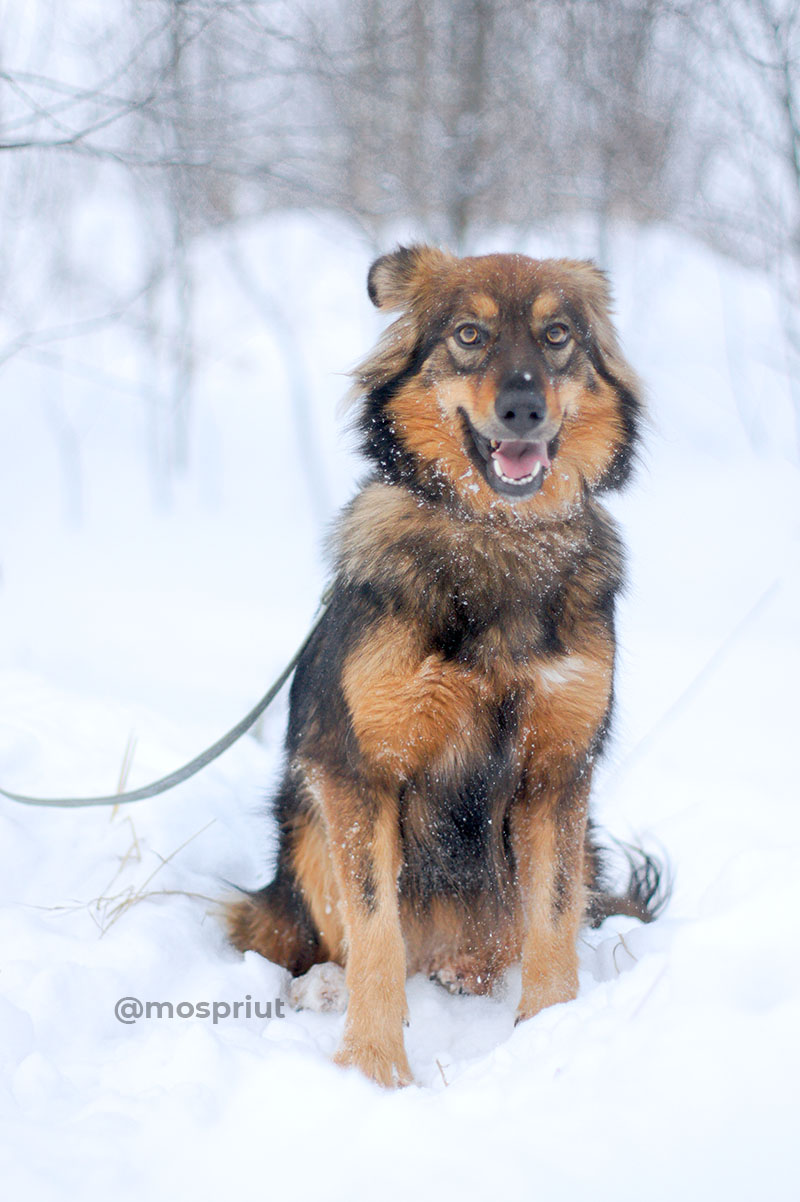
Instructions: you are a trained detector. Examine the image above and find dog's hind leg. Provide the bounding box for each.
[226,768,347,975]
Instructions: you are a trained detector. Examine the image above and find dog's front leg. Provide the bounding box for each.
[314,769,411,1087]
[512,768,591,1024]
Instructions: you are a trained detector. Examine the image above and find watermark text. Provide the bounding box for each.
[115,995,286,1024]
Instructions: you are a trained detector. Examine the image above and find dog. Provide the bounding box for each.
[226,245,663,1087]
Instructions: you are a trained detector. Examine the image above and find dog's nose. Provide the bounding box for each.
[494,378,548,435]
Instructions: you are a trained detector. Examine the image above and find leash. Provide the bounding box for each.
[0,596,330,809]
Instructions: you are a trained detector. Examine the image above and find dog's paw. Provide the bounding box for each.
[288,962,349,1014]
[429,967,470,995]
[334,1037,414,1089]
[515,973,578,1024]
[428,959,493,996]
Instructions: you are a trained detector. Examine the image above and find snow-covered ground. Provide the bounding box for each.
[1,214,798,1200]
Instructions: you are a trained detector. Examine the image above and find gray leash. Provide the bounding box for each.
[0,598,329,808]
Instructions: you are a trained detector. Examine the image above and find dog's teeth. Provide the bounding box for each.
[490,439,500,450]
[492,457,544,486]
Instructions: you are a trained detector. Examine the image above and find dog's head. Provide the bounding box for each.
[350,245,643,517]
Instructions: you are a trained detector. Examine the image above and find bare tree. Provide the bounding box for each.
[669,0,800,452]
[3,0,798,511]
[0,1,302,501]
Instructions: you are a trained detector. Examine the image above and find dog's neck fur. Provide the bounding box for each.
[334,479,622,601]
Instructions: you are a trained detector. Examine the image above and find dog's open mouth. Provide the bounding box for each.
[460,411,553,499]
[489,438,550,485]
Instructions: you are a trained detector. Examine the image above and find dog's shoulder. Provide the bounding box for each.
[333,479,424,585]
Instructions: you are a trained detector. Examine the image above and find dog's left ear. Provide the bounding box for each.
[568,261,640,395]
[367,244,453,311]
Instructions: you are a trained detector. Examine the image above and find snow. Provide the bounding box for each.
[1,213,799,1201]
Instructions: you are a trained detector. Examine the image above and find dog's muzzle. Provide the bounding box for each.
[460,409,557,500]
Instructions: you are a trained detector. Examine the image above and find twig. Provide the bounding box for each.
[112,733,139,820]
[97,818,217,935]
[612,931,638,974]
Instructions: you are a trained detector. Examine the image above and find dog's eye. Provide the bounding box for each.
[544,323,570,347]
[455,324,485,347]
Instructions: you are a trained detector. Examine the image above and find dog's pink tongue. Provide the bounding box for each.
[493,440,550,480]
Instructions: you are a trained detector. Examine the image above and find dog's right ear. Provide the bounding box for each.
[367,245,452,311]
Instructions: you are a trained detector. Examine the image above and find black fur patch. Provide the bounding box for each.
[398,693,520,907]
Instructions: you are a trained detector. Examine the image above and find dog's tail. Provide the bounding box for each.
[225,866,327,977]
[585,834,671,928]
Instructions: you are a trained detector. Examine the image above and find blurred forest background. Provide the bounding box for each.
[1,0,799,499]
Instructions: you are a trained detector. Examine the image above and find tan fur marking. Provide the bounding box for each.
[552,377,584,420]
[343,617,491,776]
[465,292,500,321]
[531,291,563,324]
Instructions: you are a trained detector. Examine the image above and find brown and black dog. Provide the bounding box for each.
[227,245,663,1087]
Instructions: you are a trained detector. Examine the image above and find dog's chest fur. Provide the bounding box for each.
[329,486,611,760]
